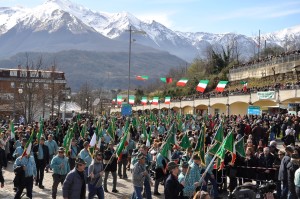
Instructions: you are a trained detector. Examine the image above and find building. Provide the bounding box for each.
[0,67,67,123]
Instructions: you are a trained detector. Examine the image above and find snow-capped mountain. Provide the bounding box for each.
[0,0,299,61]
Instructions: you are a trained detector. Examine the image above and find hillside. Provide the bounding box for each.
[0,50,187,91]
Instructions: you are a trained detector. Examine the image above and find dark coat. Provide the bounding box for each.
[164,173,184,199]
[103,148,117,172]
[278,155,291,182]
[258,153,275,181]
[0,148,4,184]
[62,168,87,199]
[287,159,299,198]
[242,155,258,180]
[32,143,50,165]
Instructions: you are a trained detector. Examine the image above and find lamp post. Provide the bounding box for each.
[127,25,146,101]
[86,98,88,114]
[18,88,23,122]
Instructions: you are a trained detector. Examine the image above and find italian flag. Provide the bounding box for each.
[165,96,171,104]
[215,81,228,92]
[141,97,147,105]
[241,81,247,92]
[160,77,173,84]
[129,96,135,105]
[136,75,149,81]
[117,96,123,104]
[112,98,116,104]
[152,97,159,105]
[21,130,35,158]
[176,78,188,87]
[196,80,209,93]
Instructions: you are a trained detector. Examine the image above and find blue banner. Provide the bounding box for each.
[121,104,132,116]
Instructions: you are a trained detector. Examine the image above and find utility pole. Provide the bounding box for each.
[258,29,261,60]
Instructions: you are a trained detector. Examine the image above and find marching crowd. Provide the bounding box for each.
[0,112,300,199]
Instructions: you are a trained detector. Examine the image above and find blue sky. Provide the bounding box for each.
[1,0,300,35]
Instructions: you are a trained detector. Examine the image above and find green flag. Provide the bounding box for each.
[214,123,224,143]
[195,125,206,166]
[80,122,87,138]
[116,129,129,157]
[215,131,234,169]
[179,132,191,149]
[37,117,44,142]
[107,121,115,140]
[10,120,15,139]
[224,131,234,153]
[235,137,246,157]
[160,137,171,158]
[208,142,221,155]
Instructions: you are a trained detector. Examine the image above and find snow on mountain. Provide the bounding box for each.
[0,0,299,61]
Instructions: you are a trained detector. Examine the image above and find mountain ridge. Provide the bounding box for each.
[0,0,299,61]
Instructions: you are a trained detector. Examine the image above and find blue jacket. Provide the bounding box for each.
[14,155,37,177]
[51,155,70,175]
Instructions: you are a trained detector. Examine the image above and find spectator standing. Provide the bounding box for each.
[287,153,299,199]
[278,145,294,199]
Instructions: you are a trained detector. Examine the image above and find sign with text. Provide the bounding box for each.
[257,91,275,100]
[248,106,261,115]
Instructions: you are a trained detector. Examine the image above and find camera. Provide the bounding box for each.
[258,181,276,195]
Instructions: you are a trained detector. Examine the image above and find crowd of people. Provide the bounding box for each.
[0,111,299,199]
[230,50,300,70]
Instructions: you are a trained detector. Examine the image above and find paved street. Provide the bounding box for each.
[0,141,292,199]
[0,162,165,199]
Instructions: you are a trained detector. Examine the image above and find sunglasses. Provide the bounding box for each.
[58,151,64,153]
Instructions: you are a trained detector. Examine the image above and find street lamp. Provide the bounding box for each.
[86,98,88,114]
[127,25,146,102]
[18,88,23,122]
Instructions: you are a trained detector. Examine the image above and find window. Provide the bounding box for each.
[10,71,17,77]
[20,71,27,77]
[30,71,38,77]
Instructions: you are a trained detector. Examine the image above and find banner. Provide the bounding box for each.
[257,91,275,100]
[248,106,261,115]
[121,104,132,116]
